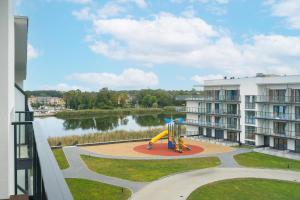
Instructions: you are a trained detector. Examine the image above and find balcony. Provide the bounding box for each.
[256,111,300,122]
[180,119,241,131]
[13,85,73,200]
[177,107,240,117]
[176,95,240,102]
[256,95,300,104]
[245,103,255,109]
[255,127,300,140]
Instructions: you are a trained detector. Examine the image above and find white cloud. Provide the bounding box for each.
[66,0,91,4]
[192,0,228,4]
[87,13,300,76]
[42,83,89,91]
[118,0,147,8]
[27,44,40,60]
[72,7,94,21]
[191,74,224,85]
[67,68,159,89]
[267,0,300,29]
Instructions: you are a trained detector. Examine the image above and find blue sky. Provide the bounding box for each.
[17,0,300,91]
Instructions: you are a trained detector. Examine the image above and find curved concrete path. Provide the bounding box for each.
[62,146,147,192]
[131,167,300,200]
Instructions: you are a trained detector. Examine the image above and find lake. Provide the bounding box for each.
[35,113,185,137]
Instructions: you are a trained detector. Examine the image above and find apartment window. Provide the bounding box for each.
[296,123,300,137]
[296,90,300,103]
[245,111,255,125]
[227,117,237,129]
[245,95,256,109]
[215,90,220,101]
[226,90,238,101]
[270,89,286,102]
[206,128,212,137]
[227,104,237,115]
[206,116,211,125]
[245,126,256,140]
[215,116,222,126]
[296,106,300,120]
[273,122,286,135]
[296,140,300,153]
[273,105,286,119]
[206,103,212,114]
[274,137,287,150]
[215,103,220,114]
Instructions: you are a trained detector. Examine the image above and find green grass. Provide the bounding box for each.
[234,152,300,171]
[231,144,255,149]
[66,178,131,200]
[188,178,300,200]
[81,155,220,182]
[52,148,69,169]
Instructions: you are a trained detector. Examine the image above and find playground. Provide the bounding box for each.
[81,121,233,157]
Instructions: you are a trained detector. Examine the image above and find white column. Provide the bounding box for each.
[0,0,15,198]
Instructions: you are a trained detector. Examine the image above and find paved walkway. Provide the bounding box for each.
[62,147,147,192]
[131,167,300,200]
[255,147,300,161]
[62,145,300,200]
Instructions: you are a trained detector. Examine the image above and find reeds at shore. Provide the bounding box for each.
[48,127,165,147]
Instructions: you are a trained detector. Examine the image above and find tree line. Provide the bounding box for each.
[26,88,200,110]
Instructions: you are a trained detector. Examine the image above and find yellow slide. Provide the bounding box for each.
[147,130,168,150]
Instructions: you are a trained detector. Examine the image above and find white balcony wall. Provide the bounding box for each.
[0,0,15,198]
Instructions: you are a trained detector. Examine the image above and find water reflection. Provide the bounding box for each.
[36,113,185,137]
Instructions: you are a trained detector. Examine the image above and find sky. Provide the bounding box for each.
[16,0,300,91]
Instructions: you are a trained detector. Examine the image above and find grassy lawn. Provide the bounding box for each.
[81,155,220,182]
[66,178,131,200]
[188,178,300,200]
[231,144,255,149]
[52,148,69,170]
[234,152,300,171]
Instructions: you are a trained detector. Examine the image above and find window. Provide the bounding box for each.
[245,95,255,109]
[273,122,286,135]
[296,90,300,103]
[273,105,286,119]
[245,126,255,140]
[227,117,237,129]
[206,128,212,137]
[206,116,211,125]
[227,104,237,115]
[245,111,255,124]
[215,103,220,114]
[215,116,222,126]
[226,90,238,101]
[206,103,212,113]
[296,123,300,137]
[271,89,286,102]
[296,106,300,120]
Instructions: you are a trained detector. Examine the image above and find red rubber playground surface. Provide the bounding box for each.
[133,143,204,156]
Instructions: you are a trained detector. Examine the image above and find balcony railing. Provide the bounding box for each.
[176,95,240,102]
[13,85,73,200]
[255,127,300,140]
[245,103,255,109]
[180,119,241,131]
[256,111,300,121]
[177,107,240,116]
[256,95,300,104]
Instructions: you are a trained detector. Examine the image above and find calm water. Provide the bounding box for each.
[35,113,185,137]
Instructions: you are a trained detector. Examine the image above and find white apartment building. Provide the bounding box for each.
[0,1,72,199]
[179,74,300,153]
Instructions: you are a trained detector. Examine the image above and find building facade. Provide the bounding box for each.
[179,74,300,153]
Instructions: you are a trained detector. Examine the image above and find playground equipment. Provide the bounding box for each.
[147,120,191,153]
